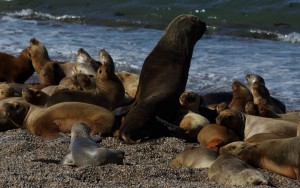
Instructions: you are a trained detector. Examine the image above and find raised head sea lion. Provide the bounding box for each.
[75,48,101,71]
[220,137,300,182]
[118,14,206,144]
[61,122,124,167]
[170,147,218,168]
[0,100,115,138]
[116,71,139,99]
[0,48,34,83]
[216,109,298,140]
[228,80,253,112]
[197,124,240,151]
[208,153,269,186]
[44,49,125,110]
[246,73,286,113]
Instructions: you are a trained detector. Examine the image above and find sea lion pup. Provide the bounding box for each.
[0,100,115,138]
[44,49,125,110]
[170,147,218,168]
[22,88,50,106]
[0,47,34,83]
[75,48,101,71]
[28,38,97,86]
[208,153,269,186]
[116,71,139,99]
[228,80,253,113]
[197,124,240,151]
[244,101,259,115]
[244,133,288,144]
[179,89,201,112]
[221,137,300,182]
[246,73,286,113]
[61,122,124,167]
[252,81,284,114]
[216,109,298,140]
[117,14,206,144]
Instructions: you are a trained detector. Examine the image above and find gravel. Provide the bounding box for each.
[0,128,299,188]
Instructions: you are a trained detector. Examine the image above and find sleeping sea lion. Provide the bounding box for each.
[170,147,218,168]
[208,153,269,186]
[216,109,298,140]
[0,48,34,83]
[0,100,115,138]
[118,14,206,144]
[116,71,139,99]
[61,122,124,167]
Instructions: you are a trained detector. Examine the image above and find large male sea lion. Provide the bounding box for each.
[170,147,218,168]
[0,48,34,83]
[216,109,298,140]
[118,14,206,144]
[208,153,269,186]
[61,122,124,167]
[0,100,115,138]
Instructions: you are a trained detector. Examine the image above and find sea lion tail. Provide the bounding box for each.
[155,116,195,142]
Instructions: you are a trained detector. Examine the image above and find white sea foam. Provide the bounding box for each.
[278,32,300,43]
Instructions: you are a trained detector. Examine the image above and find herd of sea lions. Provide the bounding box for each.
[0,14,299,186]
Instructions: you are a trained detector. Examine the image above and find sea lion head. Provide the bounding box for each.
[28,38,50,68]
[20,47,32,60]
[216,102,229,114]
[97,49,115,81]
[71,122,91,141]
[75,73,95,90]
[76,48,90,64]
[0,101,30,127]
[252,82,270,103]
[0,83,15,99]
[232,80,253,101]
[59,77,81,90]
[22,88,49,106]
[219,141,253,155]
[246,73,265,86]
[179,90,201,111]
[216,109,246,139]
[245,102,259,115]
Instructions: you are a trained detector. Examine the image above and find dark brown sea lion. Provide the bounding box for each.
[228,80,253,112]
[197,124,240,151]
[75,48,101,71]
[22,88,50,106]
[61,122,124,167]
[0,48,34,83]
[0,100,115,138]
[216,109,298,140]
[244,101,259,115]
[117,14,206,144]
[44,49,125,110]
[179,89,201,112]
[208,153,269,186]
[220,137,300,182]
[170,147,218,168]
[246,73,286,113]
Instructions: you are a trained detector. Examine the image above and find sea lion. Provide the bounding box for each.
[0,83,15,99]
[258,104,300,123]
[75,73,96,91]
[116,71,139,99]
[0,100,115,138]
[245,133,288,144]
[118,14,206,144]
[22,88,50,106]
[0,48,34,83]
[58,76,82,91]
[208,153,269,186]
[220,137,300,182]
[170,147,218,168]
[75,48,101,71]
[244,101,259,116]
[216,109,298,140]
[44,49,125,110]
[61,122,124,167]
[215,102,229,114]
[228,80,253,112]
[246,73,286,113]
[28,38,97,86]
[197,124,240,151]
[179,90,201,112]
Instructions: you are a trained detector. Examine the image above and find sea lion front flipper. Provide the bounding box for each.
[61,151,75,166]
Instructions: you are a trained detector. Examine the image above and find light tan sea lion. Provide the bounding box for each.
[246,73,286,113]
[116,71,139,99]
[58,76,82,91]
[208,153,269,186]
[0,100,115,138]
[220,137,300,182]
[75,73,96,91]
[117,14,206,144]
[61,122,124,167]
[44,49,125,110]
[170,147,218,168]
[244,133,288,144]
[0,48,34,83]
[216,109,298,140]
[197,124,240,151]
[228,80,253,113]
[75,48,101,71]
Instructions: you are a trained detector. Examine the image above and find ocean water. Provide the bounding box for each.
[0,0,299,110]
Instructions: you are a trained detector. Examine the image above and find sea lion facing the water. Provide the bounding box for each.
[0,48,34,83]
[117,14,206,144]
[61,122,124,167]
